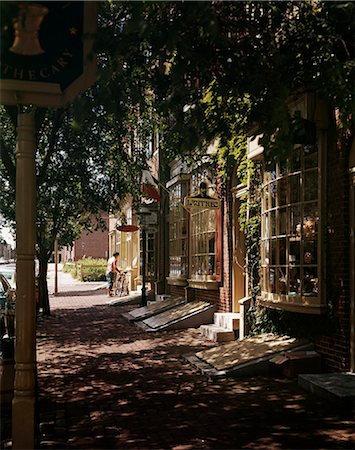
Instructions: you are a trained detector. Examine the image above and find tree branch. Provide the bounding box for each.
[37,108,65,186]
[0,137,16,189]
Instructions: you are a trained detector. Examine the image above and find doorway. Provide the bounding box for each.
[349,140,355,372]
[232,184,247,312]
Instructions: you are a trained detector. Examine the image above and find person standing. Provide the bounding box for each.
[106,252,120,297]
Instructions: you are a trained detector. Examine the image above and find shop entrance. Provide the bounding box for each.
[350,140,355,373]
[232,186,246,313]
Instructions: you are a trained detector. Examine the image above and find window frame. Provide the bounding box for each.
[259,141,326,314]
[187,174,222,290]
[167,175,190,286]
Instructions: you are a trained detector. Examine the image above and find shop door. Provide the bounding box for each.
[232,196,246,312]
[350,143,355,373]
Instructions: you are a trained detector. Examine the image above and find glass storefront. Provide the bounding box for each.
[169,181,189,279]
[260,144,320,307]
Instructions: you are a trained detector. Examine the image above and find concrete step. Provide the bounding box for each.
[214,312,240,330]
[200,324,236,343]
[155,294,171,302]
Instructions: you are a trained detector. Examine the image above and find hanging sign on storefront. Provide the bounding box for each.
[0,1,96,107]
[184,197,221,209]
[116,225,139,232]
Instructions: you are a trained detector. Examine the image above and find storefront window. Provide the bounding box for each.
[190,207,218,280]
[261,144,320,307]
[140,232,155,279]
[188,172,220,282]
[169,181,189,278]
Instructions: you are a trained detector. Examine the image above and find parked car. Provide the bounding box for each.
[0,261,39,290]
[0,265,16,289]
[0,274,15,338]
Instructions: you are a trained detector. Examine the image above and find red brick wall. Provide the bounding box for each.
[168,285,185,298]
[315,124,351,371]
[74,214,109,261]
[194,288,220,304]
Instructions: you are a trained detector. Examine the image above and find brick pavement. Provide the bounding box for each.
[33,284,355,450]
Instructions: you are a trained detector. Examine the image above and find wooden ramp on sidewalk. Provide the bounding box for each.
[186,333,310,378]
[122,297,186,321]
[135,300,217,332]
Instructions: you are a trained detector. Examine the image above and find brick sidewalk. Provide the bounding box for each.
[35,290,354,450]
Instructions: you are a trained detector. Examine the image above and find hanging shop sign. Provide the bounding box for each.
[184,197,221,209]
[0,1,96,107]
[116,224,139,233]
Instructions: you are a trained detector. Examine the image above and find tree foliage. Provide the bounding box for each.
[98,1,354,157]
[1,1,354,314]
[0,97,142,313]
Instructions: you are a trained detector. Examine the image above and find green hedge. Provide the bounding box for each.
[63,258,106,282]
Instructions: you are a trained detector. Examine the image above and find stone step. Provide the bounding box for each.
[200,324,236,343]
[155,294,171,302]
[214,312,240,331]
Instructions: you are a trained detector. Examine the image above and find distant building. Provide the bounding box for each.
[0,239,15,261]
[60,213,109,262]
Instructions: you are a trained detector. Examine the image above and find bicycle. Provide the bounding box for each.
[113,271,129,297]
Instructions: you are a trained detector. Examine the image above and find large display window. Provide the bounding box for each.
[260,144,323,312]
[168,181,189,281]
[190,207,218,280]
[188,173,221,288]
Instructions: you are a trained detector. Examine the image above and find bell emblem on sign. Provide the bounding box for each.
[10,3,48,56]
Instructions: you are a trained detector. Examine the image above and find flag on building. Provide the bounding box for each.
[141,169,160,202]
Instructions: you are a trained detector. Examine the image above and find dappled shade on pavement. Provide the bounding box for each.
[36,290,355,449]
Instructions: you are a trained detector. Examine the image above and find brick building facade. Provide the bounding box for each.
[61,213,109,262]
[162,93,354,373]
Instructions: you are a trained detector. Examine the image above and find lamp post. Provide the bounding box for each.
[141,226,147,307]
[136,205,154,307]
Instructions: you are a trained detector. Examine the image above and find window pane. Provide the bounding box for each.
[270,210,276,236]
[289,267,301,295]
[264,213,270,239]
[304,169,318,202]
[289,174,300,204]
[303,145,318,170]
[269,267,276,293]
[270,181,277,208]
[289,240,300,265]
[279,208,287,235]
[303,203,318,238]
[277,267,287,294]
[263,185,271,211]
[278,238,286,265]
[270,239,277,265]
[277,177,287,207]
[208,255,215,275]
[290,146,301,172]
[303,240,317,265]
[289,206,302,238]
[302,267,318,296]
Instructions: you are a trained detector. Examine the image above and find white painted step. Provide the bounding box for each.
[200,324,235,343]
[214,312,240,330]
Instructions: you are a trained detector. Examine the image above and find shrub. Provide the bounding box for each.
[75,258,106,282]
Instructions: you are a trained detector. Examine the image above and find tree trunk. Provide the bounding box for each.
[38,255,50,315]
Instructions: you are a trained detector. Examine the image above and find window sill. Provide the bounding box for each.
[188,279,220,290]
[258,293,326,315]
[167,277,188,287]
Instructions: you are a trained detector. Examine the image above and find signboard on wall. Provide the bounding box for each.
[0,1,96,107]
[184,197,221,209]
